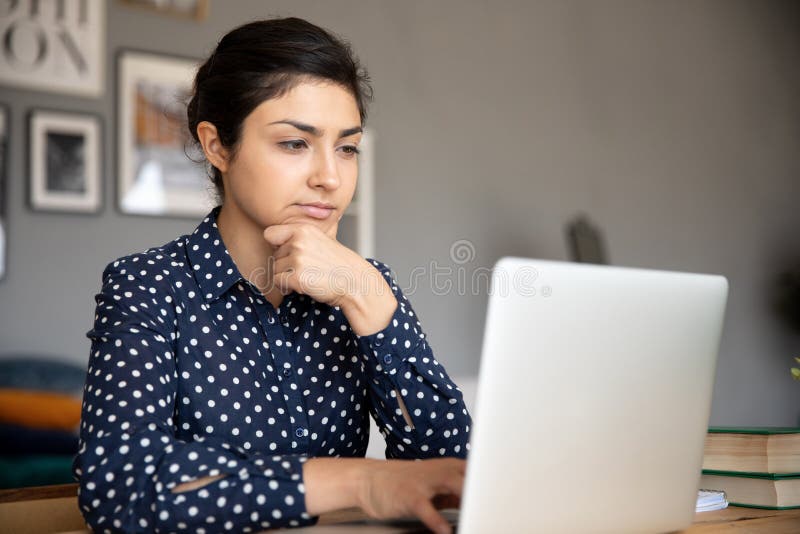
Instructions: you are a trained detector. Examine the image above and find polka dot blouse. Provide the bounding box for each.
[72,207,472,533]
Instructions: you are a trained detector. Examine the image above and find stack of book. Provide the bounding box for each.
[700,427,800,509]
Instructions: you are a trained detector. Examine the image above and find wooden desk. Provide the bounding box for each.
[2,483,798,533]
[309,506,800,533]
[0,484,87,534]
[684,506,800,533]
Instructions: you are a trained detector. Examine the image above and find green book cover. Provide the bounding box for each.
[701,470,800,510]
[702,469,800,479]
[725,503,800,511]
[707,427,800,435]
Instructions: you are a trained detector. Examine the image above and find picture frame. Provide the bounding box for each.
[0,104,8,280]
[116,49,214,218]
[0,0,105,97]
[28,109,102,214]
[118,0,209,21]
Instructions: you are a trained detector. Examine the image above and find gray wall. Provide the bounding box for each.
[1,0,798,426]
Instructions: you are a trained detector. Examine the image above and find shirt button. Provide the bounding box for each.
[267,315,276,324]
[383,354,393,365]
[282,368,292,377]
[374,337,384,347]
[295,427,305,438]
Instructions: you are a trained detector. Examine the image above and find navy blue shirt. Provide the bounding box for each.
[72,207,471,532]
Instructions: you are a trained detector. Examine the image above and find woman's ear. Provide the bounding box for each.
[196,121,229,173]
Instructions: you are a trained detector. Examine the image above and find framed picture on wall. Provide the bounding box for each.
[118,0,209,21]
[0,0,105,97]
[28,109,103,214]
[0,104,8,280]
[117,50,214,218]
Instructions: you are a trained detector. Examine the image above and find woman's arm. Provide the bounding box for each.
[264,223,471,458]
[344,259,473,460]
[74,258,314,532]
[261,224,472,459]
[172,456,463,534]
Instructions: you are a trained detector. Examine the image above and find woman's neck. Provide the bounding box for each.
[216,203,285,309]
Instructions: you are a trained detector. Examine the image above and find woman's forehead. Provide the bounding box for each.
[250,81,361,129]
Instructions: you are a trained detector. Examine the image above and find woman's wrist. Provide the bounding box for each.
[302,457,378,516]
[340,270,398,336]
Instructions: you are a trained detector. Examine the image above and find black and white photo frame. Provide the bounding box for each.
[28,109,102,214]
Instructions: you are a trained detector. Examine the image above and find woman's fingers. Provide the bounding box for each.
[272,271,293,295]
[262,223,295,249]
[356,458,466,532]
[432,493,461,510]
[271,255,294,277]
[413,461,463,532]
[412,497,453,534]
[439,467,465,497]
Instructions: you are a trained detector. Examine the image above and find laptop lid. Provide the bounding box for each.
[459,257,728,534]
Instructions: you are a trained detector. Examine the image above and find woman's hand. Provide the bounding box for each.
[303,457,465,534]
[262,223,373,307]
[263,223,398,335]
[357,458,465,534]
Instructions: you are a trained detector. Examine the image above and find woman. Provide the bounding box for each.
[72,17,471,534]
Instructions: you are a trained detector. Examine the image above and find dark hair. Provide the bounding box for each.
[187,17,373,201]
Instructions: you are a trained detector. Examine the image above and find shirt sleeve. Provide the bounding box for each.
[353,259,472,460]
[72,260,316,532]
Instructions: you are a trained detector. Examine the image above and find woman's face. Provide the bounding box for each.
[220,80,362,236]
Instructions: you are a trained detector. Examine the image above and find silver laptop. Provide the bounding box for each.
[458,257,728,534]
[296,257,728,533]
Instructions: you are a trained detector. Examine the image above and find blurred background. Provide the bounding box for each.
[0,0,798,487]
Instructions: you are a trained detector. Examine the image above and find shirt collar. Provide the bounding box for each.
[185,206,243,302]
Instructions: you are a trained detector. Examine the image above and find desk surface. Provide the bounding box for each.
[683,506,800,533]
[307,506,800,533]
[2,484,799,533]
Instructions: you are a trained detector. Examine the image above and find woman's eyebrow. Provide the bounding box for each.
[268,120,362,139]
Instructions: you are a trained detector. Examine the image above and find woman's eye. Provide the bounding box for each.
[279,140,308,152]
[340,145,360,156]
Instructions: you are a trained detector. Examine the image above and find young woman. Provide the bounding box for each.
[73,17,470,534]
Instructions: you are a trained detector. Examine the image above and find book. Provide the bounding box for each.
[696,489,728,512]
[702,427,800,474]
[700,470,800,509]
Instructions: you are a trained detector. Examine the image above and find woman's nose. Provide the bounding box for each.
[308,149,341,190]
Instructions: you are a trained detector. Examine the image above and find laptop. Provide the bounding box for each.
[296,257,729,533]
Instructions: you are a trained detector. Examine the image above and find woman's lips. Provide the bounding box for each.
[297,204,335,219]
